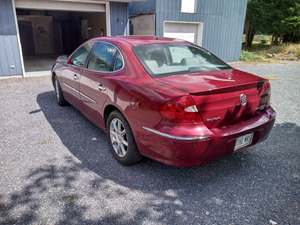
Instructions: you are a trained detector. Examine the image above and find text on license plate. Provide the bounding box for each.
[234,133,253,151]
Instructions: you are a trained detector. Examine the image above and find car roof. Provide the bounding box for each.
[91,35,187,47]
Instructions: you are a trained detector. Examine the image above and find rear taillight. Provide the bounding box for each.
[160,95,203,124]
[259,81,271,110]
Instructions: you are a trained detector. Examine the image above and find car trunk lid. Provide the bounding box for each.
[154,69,267,128]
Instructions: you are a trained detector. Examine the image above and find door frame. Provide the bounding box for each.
[12,0,25,76]
[14,0,106,12]
[12,0,111,77]
[163,20,204,46]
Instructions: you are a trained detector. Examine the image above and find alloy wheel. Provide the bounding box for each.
[109,118,128,157]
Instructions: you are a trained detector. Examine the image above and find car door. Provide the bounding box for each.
[60,43,92,107]
[79,41,124,127]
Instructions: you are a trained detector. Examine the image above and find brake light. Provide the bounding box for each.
[160,95,203,123]
[259,81,271,110]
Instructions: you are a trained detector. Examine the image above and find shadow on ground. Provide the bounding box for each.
[1,91,299,225]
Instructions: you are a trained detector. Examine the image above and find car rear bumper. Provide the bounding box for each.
[139,107,276,167]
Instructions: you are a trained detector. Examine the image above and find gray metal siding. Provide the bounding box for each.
[154,0,247,62]
[129,0,156,16]
[0,0,23,76]
[0,36,23,76]
[110,2,129,36]
[0,0,17,35]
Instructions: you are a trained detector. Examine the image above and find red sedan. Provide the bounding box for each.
[52,36,276,167]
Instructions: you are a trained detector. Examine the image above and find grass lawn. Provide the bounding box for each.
[240,35,300,63]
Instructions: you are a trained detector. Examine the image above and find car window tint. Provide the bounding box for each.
[134,44,231,76]
[70,43,91,67]
[88,42,117,72]
[169,46,193,64]
[114,51,123,71]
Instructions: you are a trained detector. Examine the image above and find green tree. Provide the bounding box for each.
[244,0,266,48]
[282,3,300,42]
[245,0,300,48]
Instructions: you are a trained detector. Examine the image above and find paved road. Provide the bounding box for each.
[0,62,299,225]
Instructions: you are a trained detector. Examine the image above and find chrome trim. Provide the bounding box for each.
[80,92,97,104]
[73,74,80,80]
[63,83,96,103]
[98,83,106,92]
[63,83,80,94]
[142,127,210,142]
[206,116,221,122]
[240,94,247,106]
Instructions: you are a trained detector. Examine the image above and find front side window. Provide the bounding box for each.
[87,42,122,72]
[70,43,91,67]
[134,44,231,76]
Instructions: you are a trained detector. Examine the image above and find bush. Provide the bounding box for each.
[261,39,268,44]
[296,49,300,58]
[276,43,300,59]
[240,43,300,62]
[240,50,266,62]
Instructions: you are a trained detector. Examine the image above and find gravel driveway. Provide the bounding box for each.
[0,62,299,225]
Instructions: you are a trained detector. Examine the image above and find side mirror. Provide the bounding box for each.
[56,55,68,64]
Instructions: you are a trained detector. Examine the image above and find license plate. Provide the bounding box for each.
[234,133,253,151]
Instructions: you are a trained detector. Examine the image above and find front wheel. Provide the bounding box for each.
[54,78,67,106]
[107,111,143,166]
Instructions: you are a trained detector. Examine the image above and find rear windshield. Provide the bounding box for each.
[133,44,231,76]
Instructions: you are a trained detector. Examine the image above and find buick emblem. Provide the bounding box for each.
[240,94,247,106]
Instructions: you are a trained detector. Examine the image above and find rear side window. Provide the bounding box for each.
[114,51,123,71]
[70,43,91,67]
[87,42,123,72]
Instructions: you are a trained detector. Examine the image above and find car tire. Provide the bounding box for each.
[54,78,68,106]
[106,111,143,166]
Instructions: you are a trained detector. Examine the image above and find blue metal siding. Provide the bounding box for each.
[0,36,23,76]
[110,2,129,36]
[0,0,17,35]
[198,0,247,61]
[129,0,156,16]
[0,0,23,76]
[131,0,247,62]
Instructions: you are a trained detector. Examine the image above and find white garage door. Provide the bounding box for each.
[15,0,106,12]
[164,21,203,46]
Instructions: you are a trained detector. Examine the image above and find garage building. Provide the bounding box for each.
[129,0,247,62]
[0,0,137,77]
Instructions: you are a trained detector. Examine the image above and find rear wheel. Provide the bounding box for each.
[107,111,142,166]
[54,78,67,106]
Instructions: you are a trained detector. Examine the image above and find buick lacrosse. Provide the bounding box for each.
[52,36,276,167]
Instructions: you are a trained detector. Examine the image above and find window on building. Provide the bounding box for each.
[181,0,196,13]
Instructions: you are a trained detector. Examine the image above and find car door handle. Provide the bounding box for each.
[73,74,79,80]
[97,83,106,92]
